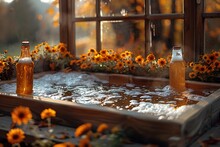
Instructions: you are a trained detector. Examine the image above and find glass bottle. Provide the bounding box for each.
[16,41,34,95]
[169,46,186,92]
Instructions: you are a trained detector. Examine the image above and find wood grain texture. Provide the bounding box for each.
[0,72,219,146]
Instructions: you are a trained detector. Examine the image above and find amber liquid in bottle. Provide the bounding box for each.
[16,41,34,95]
[169,47,186,92]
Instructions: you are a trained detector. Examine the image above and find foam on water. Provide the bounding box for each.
[0,72,214,120]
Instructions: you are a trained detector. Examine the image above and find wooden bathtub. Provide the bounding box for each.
[0,71,219,146]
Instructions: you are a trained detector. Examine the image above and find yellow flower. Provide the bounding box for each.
[135,55,144,65]
[124,51,132,57]
[146,53,155,62]
[213,51,220,58]
[100,49,108,57]
[70,60,77,66]
[189,62,194,67]
[79,137,91,147]
[97,123,109,133]
[53,142,75,147]
[199,65,207,74]
[74,123,92,137]
[94,55,102,63]
[11,106,32,125]
[206,65,215,73]
[192,64,202,72]
[45,45,51,52]
[88,48,97,55]
[213,60,220,69]
[202,54,209,62]
[6,56,14,63]
[7,128,25,144]
[189,72,197,79]
[115,61,124,70]
[120,52,126,59]
[41,108,56,119]
[125,60,133,67]
[80,63,89,70]
[208,54,216,62]
[157,58,167,67]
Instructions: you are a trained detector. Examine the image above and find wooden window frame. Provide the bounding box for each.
[59,0,219,62]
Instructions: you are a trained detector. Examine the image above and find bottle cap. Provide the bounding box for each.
[22,41,30,46]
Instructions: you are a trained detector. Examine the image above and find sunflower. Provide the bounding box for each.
[7,128,25,144]
[213,60,220,69]
[208,54,216,62]
[41,108,56,119]
[120,52,126,59]
[97,123,109,134]
[199,65,207,74]
[146,53,155,62]
[94,55,102,63]
[53,142,75,147]
[125,60,133,67]
[75,123,92,137]
[79,137,91,147]
[157,58,167,67]
[202,54,209,62]
[192,64,202,72]
[115,61,124,70]
[189,72,197,79]
[189,62,194,67]
[124,51,132,57]
[100,49,108,57]
[11,106,32,125]
[88,48,97,54]
[80,63,89,70]
[213,51,220,58]
[59,46,67,53]
[45,45,51,52]
[135,55,144,65]
[206,65,215,73]
[70,59,77,66]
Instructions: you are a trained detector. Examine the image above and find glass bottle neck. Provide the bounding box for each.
[20,42,31,58]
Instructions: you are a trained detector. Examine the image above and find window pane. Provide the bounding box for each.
[75,22,96,57]
[205,0,220,13]
[205,19,220,53]
[150,0,184,14]
[151,19,184,57]
[0,0,59,56]
[101,20,145,56]
[75,0,96,17]
[100,0,144,16]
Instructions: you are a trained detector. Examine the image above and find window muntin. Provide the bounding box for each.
[60,0,219,61]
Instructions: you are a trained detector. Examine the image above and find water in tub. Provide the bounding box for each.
[0,72,216,120]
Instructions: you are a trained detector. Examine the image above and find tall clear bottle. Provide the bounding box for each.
[169,46,186,92]
[16,41,34,95]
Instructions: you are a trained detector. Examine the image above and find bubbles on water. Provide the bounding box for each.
[0,72,214,120]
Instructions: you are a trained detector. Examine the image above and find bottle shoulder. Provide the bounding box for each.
[17,57,33,63]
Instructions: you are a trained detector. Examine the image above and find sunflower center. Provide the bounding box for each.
[13,134,19,140]
[18,112,25,119]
